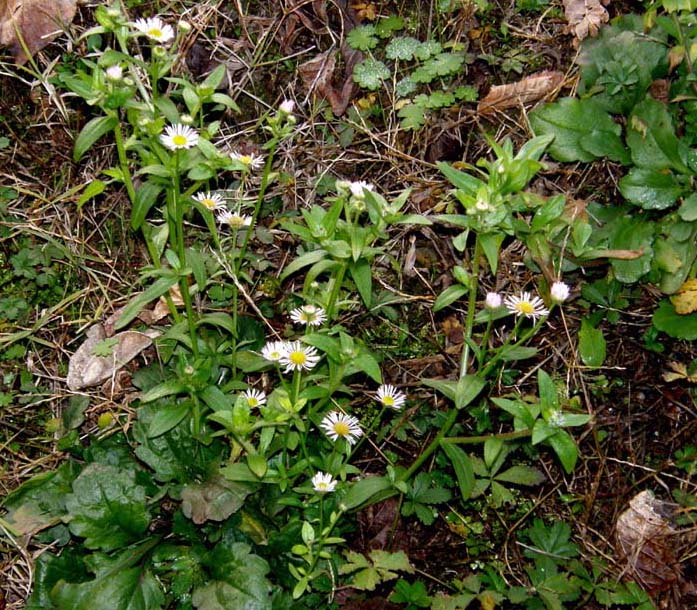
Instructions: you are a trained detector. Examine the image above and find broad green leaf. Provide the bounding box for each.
[537,369,558,412]
[619,168,684,210]
[279,249,327,279]
[455,375,486,410]
[349,351,383,384]
[547,430,579,473]
[51,541,164,610]
[134,403,226,483]
[147,401,190,438]
[498,345,538,361]
[115,275,179,330]
[350,258,372,307]
[578,319,606,367]
[433,284,468,312]
[341,476,394,510]
[529,98,628,163]
[77,179,106,210]
[140,379,187,403]
[398,102,428,130]
[440,442,475,500]
[64,464,150,551]
[346,25,378,51]
[385,36,421,60]
[678,192,697,222]
[626,98,690,174]
[608,216,654,283]
[431,592,476,610]
[200,384,230,412]
[2,461,81,536]
[494,465,546,486]
[353,58,391,90]
[490,480,515,507]
[438,162,483,196]
[181,475,254,524]
[73,115,117,162]
[652,299,697,340]
[479,232,504,275]
[192,542,272,610]
[186,247,207,291]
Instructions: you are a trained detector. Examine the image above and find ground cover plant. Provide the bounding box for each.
[1,0,696,609]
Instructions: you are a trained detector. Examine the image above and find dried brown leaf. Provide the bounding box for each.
[562,0,609,45]
[478,71,565,115]
[299,46,362,116]
[67,325,158,390]
[615,491,683,595]
[0,0,76,65]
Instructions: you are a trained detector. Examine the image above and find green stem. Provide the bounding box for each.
[325,265,346,320]
[402,406,460,481]
[481,315,545,378]
[460,236,482,377]
[172,152,199,357]
[442,429,532,445]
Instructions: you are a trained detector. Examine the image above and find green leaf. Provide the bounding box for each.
[134,403,226,484]
[353,58,391,90]
[2,461,81,537]
[433,285,468,312]
[619,168,684,209]
[51,541,164,610]
[346,25,379,51]
[147,401,190,438]
[131,180,164,231]
[92,337,119,357]
[437,162,484,196]
[398,102,428,130]
[115,275,179,330]
[73,115,117,162]
[653,299,697,340]
[494,465,545,486]
[537,369,558,412]
[64,464,151,551]
[186,247,208,291]
[341,476,394,511]
[386,36,421,60]
[547,430,579,473]
[440,442,475,500]
[181,475,254,524]
[77,179,106,210]
[678,192,697,222]
[349,258,372,307]
[607,216,654,283]
[626,98,690,174]
[140,379,187,403]
[431,592,477,610]
[479,232,504,275]
[413,53,465,81]
[192,542,273,610]
[375,15,404,37]
[529,97,629,163]
[279,249,327,279]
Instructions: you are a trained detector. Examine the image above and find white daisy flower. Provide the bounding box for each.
[193,191,225,211]
[504,291,549,321]
[348,180,374,199]
[320,411,363,445]
[229,151,264,171]
[485,292,502,309]
[242,388,266,408]
[279,99,295,114]
[279,340,320,373]
[160,124,199,150]
[289,305,327,327]
[261,340,287,362]
[550,281,570,304]
[217,210,253,230]
[132,17,174,43]
[376,384,406,410]
[311,471,337,493]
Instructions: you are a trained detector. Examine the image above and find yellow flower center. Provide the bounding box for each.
[289,351,306,366]
[246,398,258,407]
[227,215,245,228]
[316,482,329,491]
[240,155,252,164]
[148,28,163,37]
[517,301,535,315]
[333,421,350,437]
[172,134,187,146]
[383,396,395,406]
[201,198,216,209]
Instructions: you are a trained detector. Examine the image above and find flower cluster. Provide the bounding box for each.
[261,340,320,373]
[484,281,571,322]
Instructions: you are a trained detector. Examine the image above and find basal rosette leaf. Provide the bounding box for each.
[64,463,151,551]
[353,58,391,90]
